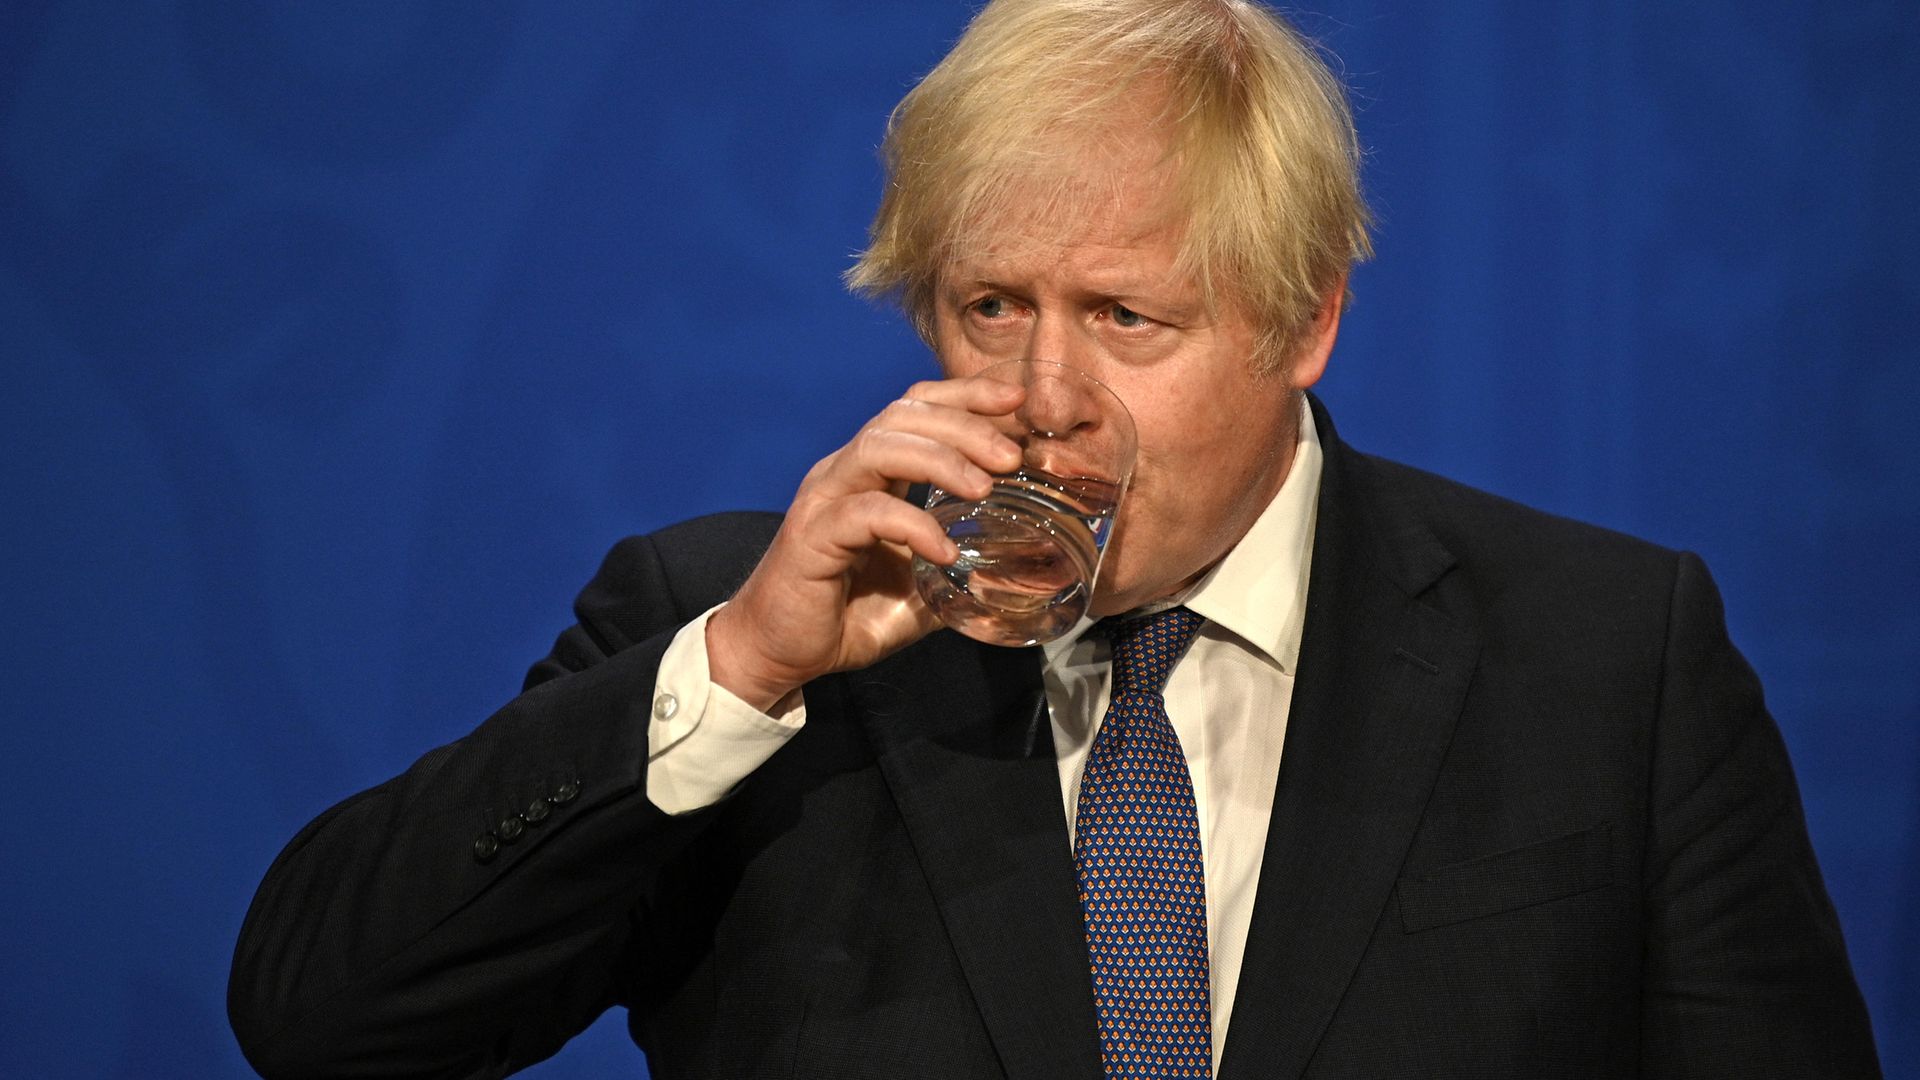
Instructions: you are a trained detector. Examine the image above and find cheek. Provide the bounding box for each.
[930,313,962,370]
[932,329,1005,379]
[1124,387,1281,522]
[1120,417,1215,527]
[1127,387,1232,470]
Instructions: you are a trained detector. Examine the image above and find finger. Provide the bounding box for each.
[817,428,997,501]
[869,397,1024,476]
[897,374,1027,416]
[814,490,959,567]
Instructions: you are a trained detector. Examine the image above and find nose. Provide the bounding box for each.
[1021,311,1093,373]
[1019,364,1105,437]
[1017,317,1106,436]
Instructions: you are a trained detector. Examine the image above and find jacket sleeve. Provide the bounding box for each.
[1639,552,1881,1077]
[228,515,776,1079]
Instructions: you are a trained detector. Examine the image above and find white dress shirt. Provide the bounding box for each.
[646,399,1322,1072]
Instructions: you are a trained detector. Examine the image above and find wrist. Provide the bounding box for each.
[706,604,802,712]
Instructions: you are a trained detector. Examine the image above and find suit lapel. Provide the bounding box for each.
[1219,400,1479,1079]
[855,633,1102,1080]
[853,400,1476,1080]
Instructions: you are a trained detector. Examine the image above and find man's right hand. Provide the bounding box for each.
[705,373,1025,711]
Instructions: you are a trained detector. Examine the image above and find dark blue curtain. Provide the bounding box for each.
[2,3,1913,1076]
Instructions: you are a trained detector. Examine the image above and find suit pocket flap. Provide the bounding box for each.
[1397,821,1616,933]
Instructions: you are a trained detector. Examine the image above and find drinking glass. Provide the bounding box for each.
[912,360,1136,646]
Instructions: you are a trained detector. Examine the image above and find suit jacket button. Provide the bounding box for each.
[552,780,581,805]
[472,833,500,863]
[523,799,551,825]
[497,816,526,844]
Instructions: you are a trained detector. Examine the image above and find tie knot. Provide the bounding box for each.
[1100,606,1204,698]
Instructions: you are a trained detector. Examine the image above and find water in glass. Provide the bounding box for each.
[913,467,1120,646]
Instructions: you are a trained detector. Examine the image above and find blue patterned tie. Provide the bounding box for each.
[1074,606,1211,1078]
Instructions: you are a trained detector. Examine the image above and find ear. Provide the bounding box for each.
[1285,274,1346,391]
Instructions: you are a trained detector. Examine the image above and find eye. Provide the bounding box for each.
[972,296,1008,319]
[1109,303,1148,328]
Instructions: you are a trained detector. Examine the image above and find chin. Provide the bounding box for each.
[1088,574,1157,618]
[1087,577,1135,619]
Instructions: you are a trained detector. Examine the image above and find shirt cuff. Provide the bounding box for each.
[646,602,807,815]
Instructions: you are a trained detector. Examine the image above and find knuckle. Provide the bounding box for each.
[784,493,827,530]
[800,455,838,487]
[867,493,918,531]
[850,427,892,459]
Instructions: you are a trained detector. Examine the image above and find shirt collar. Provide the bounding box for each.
[1042,395,1322,675]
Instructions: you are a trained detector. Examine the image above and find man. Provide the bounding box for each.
[230,1,1879,1077]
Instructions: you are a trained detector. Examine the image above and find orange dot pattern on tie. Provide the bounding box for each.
[1074,606,1211,1078]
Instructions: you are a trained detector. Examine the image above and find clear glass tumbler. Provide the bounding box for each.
[912,360,1136,646]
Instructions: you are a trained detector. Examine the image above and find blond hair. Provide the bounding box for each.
[846,0,1372,371]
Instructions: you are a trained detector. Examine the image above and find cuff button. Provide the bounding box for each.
[552,780,581,805]
[523,798,551,825]
[472,833,500,863]
[497,816,526,843]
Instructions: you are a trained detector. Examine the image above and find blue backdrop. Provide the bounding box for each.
[2,2,1914,1076]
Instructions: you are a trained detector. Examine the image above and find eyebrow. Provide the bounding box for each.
[945,274,1195,304]
[946,279,1207,327]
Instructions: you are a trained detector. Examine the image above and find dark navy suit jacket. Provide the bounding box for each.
[230,398,1879,1078]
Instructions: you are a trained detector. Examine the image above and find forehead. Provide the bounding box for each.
[940,231,1188,305]
[941,156,1191,290]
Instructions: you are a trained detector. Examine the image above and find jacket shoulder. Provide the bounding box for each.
[582,511,782,615]
[1337,448,1686,632]
[522,512,781,687]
